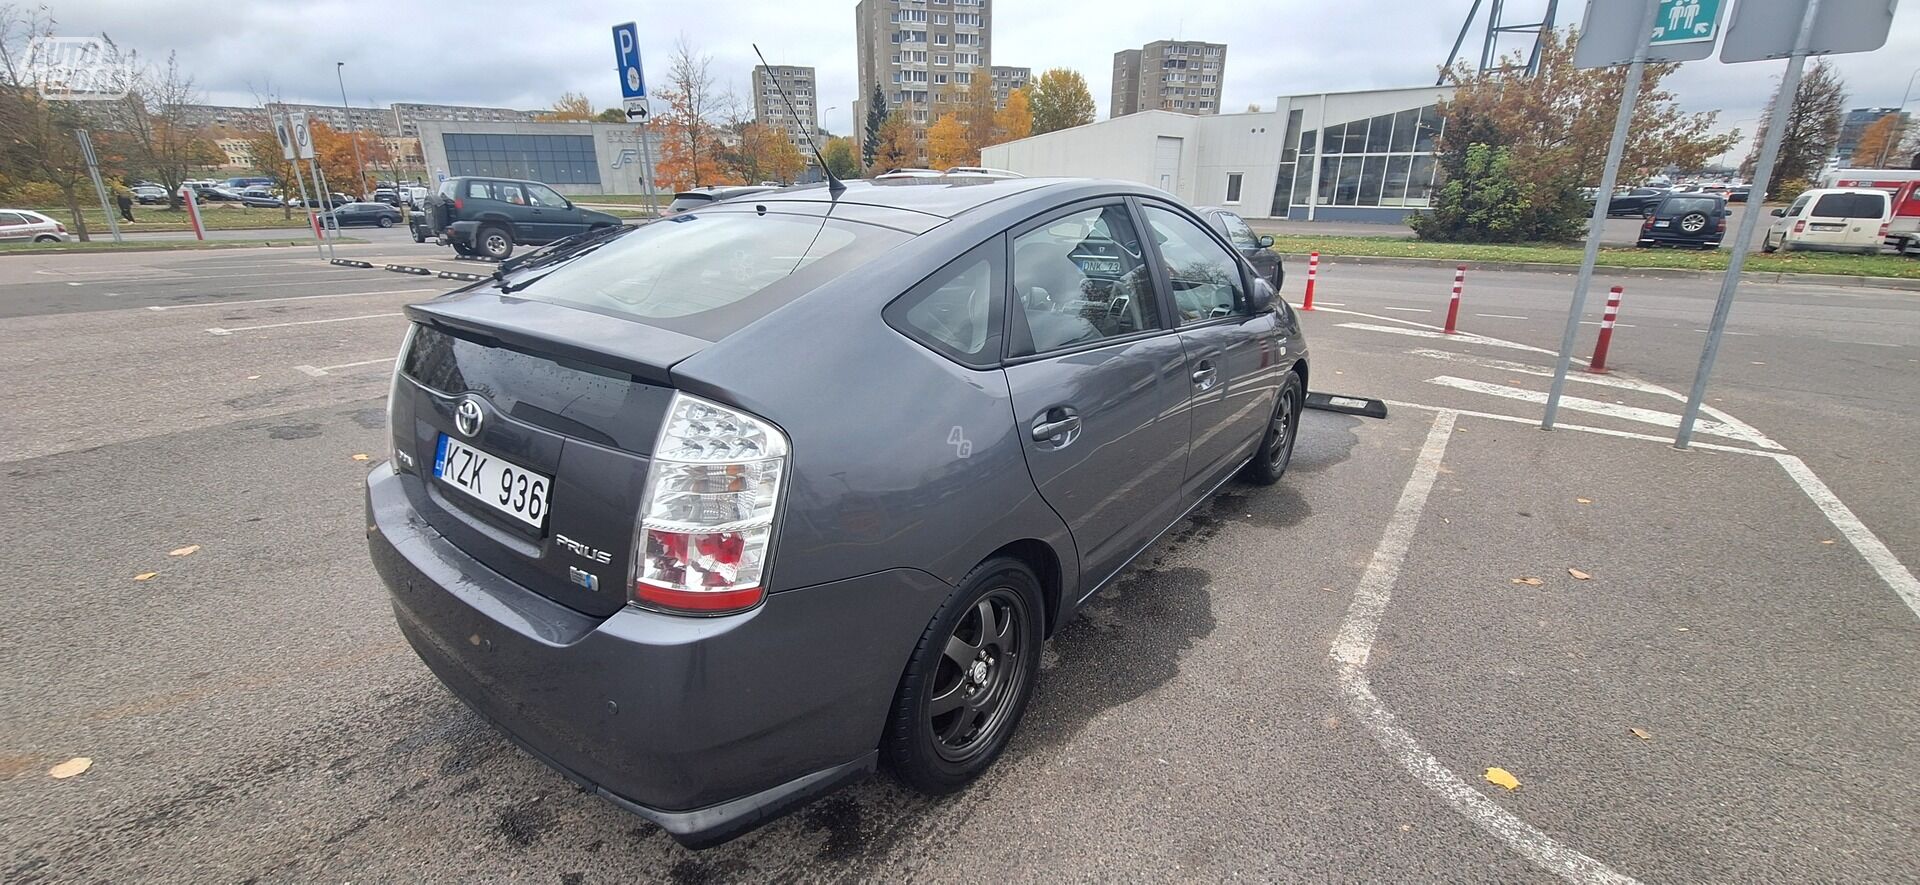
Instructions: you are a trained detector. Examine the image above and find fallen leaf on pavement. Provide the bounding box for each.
[350,453,370,461]
[168,545,200,557]
[133,572,158,581]
[1576,497,1592,504]
[1568,568,1591,580]
[1511,577,1544,586]
[1820,539,1835,545]
[49,757,92,779]
[1630,728,1651,741]
[1484,767,1520,791]
[246,375,260,380]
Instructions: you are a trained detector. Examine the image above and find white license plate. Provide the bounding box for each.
[1653,220,1669,228]
[434,435,551,529]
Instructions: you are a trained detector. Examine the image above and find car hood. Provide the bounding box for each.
[581,208,623,226]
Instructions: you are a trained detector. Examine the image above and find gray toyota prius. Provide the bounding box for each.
[368,176,1308,847]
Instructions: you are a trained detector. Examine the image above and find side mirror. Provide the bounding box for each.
[1770,208,1786,217]
[1248,278,1275,314]
[1257,234,1275,248]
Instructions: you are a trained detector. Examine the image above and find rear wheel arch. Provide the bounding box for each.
[1291,358,1309,394]
[983,539,1063,638]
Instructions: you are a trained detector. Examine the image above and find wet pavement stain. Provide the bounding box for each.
[266,422,321,440]
[493,796,557,849]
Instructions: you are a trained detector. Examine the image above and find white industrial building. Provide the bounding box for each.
[983,85,1454,223]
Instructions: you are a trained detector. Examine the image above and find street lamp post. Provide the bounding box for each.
[1876,66,1920,169]
[336,62,367,197]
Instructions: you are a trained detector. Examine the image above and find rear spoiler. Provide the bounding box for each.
[404,291,706,386]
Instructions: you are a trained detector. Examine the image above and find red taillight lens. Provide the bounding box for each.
[1642,216,1654,230]
[56,223,66,233]
[630,393,788,616]
[1880,223,1890,238]
[454,197,463,210]
[1793,220,1805,234]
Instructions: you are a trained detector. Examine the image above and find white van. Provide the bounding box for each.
[1762,188,1891,254]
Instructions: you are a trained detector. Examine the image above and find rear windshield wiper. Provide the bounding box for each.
[492,223,636,290]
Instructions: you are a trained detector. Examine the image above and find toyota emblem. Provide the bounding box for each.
[454,397,484,438]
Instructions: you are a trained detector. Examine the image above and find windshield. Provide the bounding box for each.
[500,210,909,340]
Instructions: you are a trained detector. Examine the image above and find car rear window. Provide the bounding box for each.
[498,210,909,340]
[1661,197,1720,215]
[1810,193,1887,218]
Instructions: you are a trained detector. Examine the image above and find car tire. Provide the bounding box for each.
[378,216,394,228]
[412,229,425,243]
[33,234,60,243]
[882,556,1045,796]
[1242,371,1303,486]
[1761,234,1778,254]
[477,224,513,260]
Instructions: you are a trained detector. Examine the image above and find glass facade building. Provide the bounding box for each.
[441,133,601,185]
[1272,104,1443,217]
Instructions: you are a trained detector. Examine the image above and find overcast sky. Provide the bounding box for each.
[37,0,1920,162]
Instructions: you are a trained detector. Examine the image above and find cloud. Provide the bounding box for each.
[39,0,1919,149]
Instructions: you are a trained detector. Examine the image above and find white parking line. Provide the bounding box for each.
[1475,313,1528,320]
[206,312,401,336]
[1381,306,1431,313]
[1330,409,1641,885]
[1334,322,1561,357]
[1581,321,1636,328]
[147,287,436,311]
[1425,375,1750,443]
[1773,455,1920,622]
[1694,329,1755,336]
[294,356,396,377]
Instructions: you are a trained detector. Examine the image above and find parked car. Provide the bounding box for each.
[875,167,943,180]
[400,186,431,209]
[322,201,403,228]
[1636,192,1728,249]
[1762,188,1892,255]
[664,185,780,216]
[1880,179,1920,257]
[0,208,69,243]
[130,185,169,205]
[371,188,400,206]
[368,177,1304,848]
[223,176,274,191]
[1196,205,1283,287]
[419,176,623,259]
[1606,187,1669,217]
[194,185,282,209]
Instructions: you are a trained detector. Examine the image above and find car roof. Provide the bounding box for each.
[743,177,1166,222]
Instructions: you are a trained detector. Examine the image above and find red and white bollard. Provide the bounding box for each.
[1443,264,1465,334]
[1588,286,1624,374]
[1301,251,1319,311]
[178,186,206,241]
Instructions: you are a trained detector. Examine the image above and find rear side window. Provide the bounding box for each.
[884,238,1005,368]
[0,212,25,226]
[437,181,457,200]
[498,211,908,340]
[1811,193,1888,218]
[467,181,495,200]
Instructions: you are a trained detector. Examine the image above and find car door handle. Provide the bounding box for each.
[1032,415,1081,441]
[1191,365,1218,385]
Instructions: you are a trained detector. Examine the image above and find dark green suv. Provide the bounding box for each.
[419,176,622,260]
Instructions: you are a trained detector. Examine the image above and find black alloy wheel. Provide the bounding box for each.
[883,557,1044,794]
[1244,371,1303,485]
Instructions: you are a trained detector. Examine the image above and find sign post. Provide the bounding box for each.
[612,22,658,215]
[275,111,327,261]
[1673,0,1896,448]
[73,128,123,244]
[290,111,336,259]
[1545,0,1727,431]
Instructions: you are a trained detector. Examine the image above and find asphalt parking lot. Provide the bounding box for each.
[2,240,1916,882]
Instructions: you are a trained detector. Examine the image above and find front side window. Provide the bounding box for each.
[1143,204,1246,325]
[1785,194,1813,217]
[1220,213,1259,250]
[0,212,25,227]
[1011,204,1160,354]
[526,183,567,207]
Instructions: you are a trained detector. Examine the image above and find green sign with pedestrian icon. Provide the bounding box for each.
[1650,0,1723,45]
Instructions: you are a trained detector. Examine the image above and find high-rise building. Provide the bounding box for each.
[853,0,995,160]
[990,66,1030,106]
[1110,40,1228,118]
[753,65,820,155]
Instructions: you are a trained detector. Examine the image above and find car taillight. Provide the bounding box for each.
[1880,223,1890,238]
[631,392,788,615]
[387,324,417,466]
[1642,216,1654,230]
[56,223,66,233]
[1793,219,1805,235]
[453,197,463,211]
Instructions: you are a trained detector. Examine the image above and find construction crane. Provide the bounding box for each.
[1438,0,1561,84]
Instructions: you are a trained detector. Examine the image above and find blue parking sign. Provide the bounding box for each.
[612,22,645,99]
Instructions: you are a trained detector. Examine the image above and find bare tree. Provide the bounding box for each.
[105,48,219,209]
[1743,58,1846,186]
[656,33,721,188]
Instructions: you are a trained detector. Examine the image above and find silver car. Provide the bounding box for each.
[0,209,69,243]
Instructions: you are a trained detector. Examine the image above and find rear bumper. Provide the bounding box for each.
[366,463,949,846]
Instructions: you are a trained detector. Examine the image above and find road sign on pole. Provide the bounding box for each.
[1574,0,1726,67]
[289,111,316,160]
[612,22,646,99]
[1720,0,1897,63]
[273,114,296,161]
[74,129,123,244]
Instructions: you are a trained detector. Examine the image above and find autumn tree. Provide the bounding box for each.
[957,73,996,161]
[0,6,101,238]
[537,91,595,122]
[653,35,727,190]
[926,113,971,168]
[1849,112,1908,168]
[724,123,805,184]
[872,114,919,173]
[821,135,860,180]
[594,107,627,123]
[863,83,888,167]
[104,50,220,208]
[304,120,386,195]
[1744,58,1844,186]
[1028,68,1095,135]
[992,86,1032,147]
[1416,29,1737,242]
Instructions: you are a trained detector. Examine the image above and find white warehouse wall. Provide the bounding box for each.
[983,111,1202,198]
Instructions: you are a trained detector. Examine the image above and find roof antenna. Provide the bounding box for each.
[752,43,844,197]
